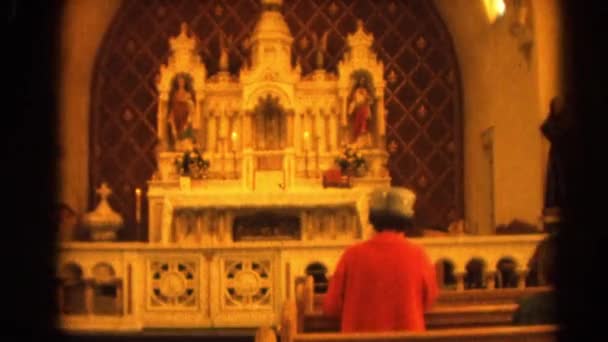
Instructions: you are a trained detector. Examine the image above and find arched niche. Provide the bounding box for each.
[156,23,207,152]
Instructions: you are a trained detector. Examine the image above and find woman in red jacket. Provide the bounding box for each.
[323,188,438,332]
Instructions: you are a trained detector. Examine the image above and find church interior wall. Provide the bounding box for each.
[58,0,122,214]
[57,0,562,235]
[434,0,562,233]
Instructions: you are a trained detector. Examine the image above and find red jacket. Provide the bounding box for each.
[323,231,439,332]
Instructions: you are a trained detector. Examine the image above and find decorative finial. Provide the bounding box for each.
[346,18,373,51]
[356,20,364,31]
[169,22,197,55]
[96,182,112,200]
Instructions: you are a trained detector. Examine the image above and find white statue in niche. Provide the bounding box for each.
[219,32,233,72]
[167,73,197,151]
[347,71,375,147]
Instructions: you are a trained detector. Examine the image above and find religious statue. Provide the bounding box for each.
[541,96,572,211]
[167,73,196,150]
[347,73,374,145]
[219,31,233,72]
[311,30,329,70]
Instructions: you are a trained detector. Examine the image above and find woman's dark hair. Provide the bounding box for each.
[369,211,414,232]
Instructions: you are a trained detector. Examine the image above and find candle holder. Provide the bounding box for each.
[231,131,239,179]
[304,149,309,178]
[233,150,238,179]
[221,138,227,180]
[135,188,142,225]
[315,136,321,178]
[303,131,311,178]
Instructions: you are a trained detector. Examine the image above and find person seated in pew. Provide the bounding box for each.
[513,233,557,325]
[323,187,439,332]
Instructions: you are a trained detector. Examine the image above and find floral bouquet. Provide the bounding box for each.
[174,148,210,179]
[334,144,366,176]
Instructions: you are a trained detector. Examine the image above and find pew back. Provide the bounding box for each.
[298,275,551,312]
[303,304,518,332]
[290,325,557,342]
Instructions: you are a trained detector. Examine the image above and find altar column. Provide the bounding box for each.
[243,111,253,149]
[242,148,254,190]
[207,113,217,153]
[315,109,325,153]
[328,109,337,152]
[294,111,302,152]
[158,93,168,149]
[376,95,386,147]
[287,110,295,147]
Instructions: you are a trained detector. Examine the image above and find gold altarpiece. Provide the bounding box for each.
[148,1,401,246]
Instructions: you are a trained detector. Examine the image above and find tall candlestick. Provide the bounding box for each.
[231,132,238,178]
[315,136,321,177]
[135,188,142,225]
[230,131,239,152]
[303,131,310,151]
[303,131,310,177]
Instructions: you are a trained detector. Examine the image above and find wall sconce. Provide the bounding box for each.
[495,0,506,18]
[484,0,506,23]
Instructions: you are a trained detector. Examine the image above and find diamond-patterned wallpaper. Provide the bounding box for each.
[90,0,463,240]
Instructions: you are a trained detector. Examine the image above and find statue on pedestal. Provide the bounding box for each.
[167,73,196,151]
[347,72,375,146]
[311,30,329,70]
[219,32,233,72]
[541,96,572,212]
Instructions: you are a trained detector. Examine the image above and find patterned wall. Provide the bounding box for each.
[90,0,463,240]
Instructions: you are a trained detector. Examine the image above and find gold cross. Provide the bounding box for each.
[96,182,112,200]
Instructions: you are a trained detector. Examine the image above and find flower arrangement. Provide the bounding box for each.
[174,148,210,178]
[335,144,366,176]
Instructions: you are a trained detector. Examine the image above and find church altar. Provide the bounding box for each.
[147,0,395,256]
[57,0,545,333]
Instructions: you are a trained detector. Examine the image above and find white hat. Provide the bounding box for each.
[368,187,416,219]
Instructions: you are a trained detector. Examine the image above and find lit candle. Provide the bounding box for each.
[230,131,238,152]
[303,131,310,151]
[495,0,506,17]
[135,188,142,224]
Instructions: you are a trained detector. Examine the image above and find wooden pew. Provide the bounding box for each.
[295,275,550,332]
[273,300,557,342]
[297,275,551,311]
[302,304,518,332]
[288,326,557,342]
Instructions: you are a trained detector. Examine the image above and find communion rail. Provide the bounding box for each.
[56,234,545,332]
